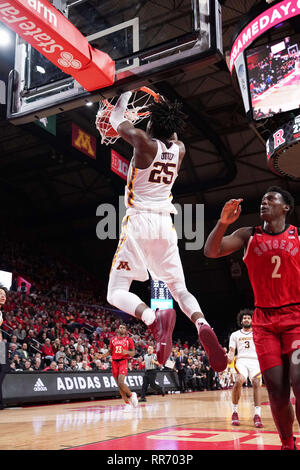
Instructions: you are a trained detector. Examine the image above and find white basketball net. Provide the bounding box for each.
[95,88,157,145]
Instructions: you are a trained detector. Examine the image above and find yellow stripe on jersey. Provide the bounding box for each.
[228,358,235,369]
[253,371,262,380]
[110,216,130,274]
[127,167,137,207]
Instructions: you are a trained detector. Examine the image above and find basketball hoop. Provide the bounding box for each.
[95,87,160,145]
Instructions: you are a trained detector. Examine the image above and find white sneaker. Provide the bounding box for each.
[130,392,138,408]
[124,403,133,412]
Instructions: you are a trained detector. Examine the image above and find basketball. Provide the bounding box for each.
[96,110,119,138]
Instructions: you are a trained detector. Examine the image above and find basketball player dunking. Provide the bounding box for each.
[104,91,227,372]
[99,323,138,412]
[204,186,300,450]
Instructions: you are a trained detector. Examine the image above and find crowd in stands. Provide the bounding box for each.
[1,288,235,392]
[1,289,152,373]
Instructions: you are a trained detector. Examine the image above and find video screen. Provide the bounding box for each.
[246,35,300,120]
[150,279,173,311]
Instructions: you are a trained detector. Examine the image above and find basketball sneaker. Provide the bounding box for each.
[198,324,228,372]
[149,309,176,364]
[253,414,263,428]
[281,436,298,450]
[231,411,240,426]
[130,392,138,408]
[124,403,133,413]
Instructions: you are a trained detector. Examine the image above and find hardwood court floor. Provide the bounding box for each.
[0,388,299,450]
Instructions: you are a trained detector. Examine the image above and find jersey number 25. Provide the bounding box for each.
[149,162,176,184]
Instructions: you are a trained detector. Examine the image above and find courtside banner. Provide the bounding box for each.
[111,149,129,181]
[230,0,300,73]
[2,370,179,405]
[0,0,115,91]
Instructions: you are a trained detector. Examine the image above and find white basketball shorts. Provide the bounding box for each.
[235,357,262,383]
[110,211,185,284]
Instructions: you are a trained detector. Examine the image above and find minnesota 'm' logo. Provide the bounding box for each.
[117,261,131,271]
[72,123,96,159]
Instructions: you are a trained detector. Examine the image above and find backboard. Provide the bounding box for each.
[6,0,223,124]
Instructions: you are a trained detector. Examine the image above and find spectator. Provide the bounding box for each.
[13,323,26,343]
[41,338,54,363]
[55,345,65,363]
[10,353,23,371]
[23,360,33,371]
[43,361,57,372]
[8,343,18,361]
[91,359,103,371]
[61,332,70,347]
[9,335,21,351]
[16,343,30,362]
[186,364,204,391]
[78,360,92,371]
[57,361,65,372]
[32,357,42,371]
[175,349,188,393]
[66,359,79,372]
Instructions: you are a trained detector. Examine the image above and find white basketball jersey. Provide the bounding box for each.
[229,329,258,360]
[125,139,179,214]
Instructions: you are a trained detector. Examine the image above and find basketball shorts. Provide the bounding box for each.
[112,359,128,378]
[234,358,261,383]
[110,211,185,284]
[252,304,300,373]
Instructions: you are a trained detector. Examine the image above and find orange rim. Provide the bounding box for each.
[98,87,159,120]
[139,86,160,102]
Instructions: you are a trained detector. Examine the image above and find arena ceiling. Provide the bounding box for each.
[1,0,300,332]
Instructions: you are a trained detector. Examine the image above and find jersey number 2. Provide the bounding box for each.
[148,162,176,184]
[271,255,281,278]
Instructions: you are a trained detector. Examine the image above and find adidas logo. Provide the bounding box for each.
[33,378,47,392]
[163,376,170,385]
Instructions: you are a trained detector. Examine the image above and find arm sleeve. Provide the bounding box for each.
[109,91,132,131]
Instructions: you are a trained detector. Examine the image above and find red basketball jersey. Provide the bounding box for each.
[109,335,134,360]
[243,225,300,308]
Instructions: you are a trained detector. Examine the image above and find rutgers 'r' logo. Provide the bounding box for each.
[117,261,131,271]
[273,129,285,149]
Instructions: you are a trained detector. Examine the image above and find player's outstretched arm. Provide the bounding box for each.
[204,199,251,258]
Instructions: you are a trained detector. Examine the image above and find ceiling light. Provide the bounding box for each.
[0,29,10,47]
[36,65,46,74]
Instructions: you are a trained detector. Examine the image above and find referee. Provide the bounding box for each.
[139,345,165,402]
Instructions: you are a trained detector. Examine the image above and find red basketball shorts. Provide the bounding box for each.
[252,304,300,373]
[112,359,129,378]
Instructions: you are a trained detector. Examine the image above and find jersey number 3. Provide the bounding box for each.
[149,162,176,184]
